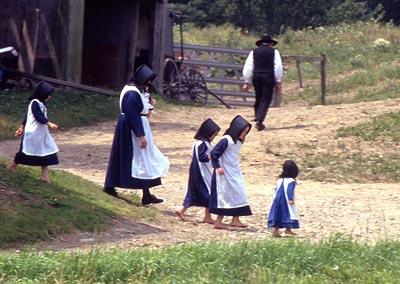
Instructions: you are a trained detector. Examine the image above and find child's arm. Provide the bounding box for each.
[287,181,296,205]
[197,142,210,163]
[31,101,49,125]
[210,138,228,175]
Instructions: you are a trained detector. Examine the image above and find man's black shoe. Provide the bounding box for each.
[255,121,266,131]
[142,194,164,206]
[104,187,118,197]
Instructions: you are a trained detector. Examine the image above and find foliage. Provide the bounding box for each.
[2,236,400,283]
[0,90,119,140]
[0,161,156,248]
[169,0,387,34]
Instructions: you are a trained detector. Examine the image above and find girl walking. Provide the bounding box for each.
[209,115,252,229]
[176,118,221,223]
[267,160,300,237]
[8,81,59,183]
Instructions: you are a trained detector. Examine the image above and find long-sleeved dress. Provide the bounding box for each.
[208,135,252,216]
[14,99,59,166]
[182,140,213,208]
[267,177,299,229]
[104,85,169,189]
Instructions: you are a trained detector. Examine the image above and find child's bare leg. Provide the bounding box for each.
[284,228,296,235]
[7,162,17,172]
[230,216,248,228]
[272,227,281,237]
[214,215,228,229]
[202,208,214,224]
[40,166,50,183]
[175,207,187,221]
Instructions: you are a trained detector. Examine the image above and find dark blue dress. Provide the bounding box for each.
[14,101,59,166]
[183,140,211,208]
[267,178,299,229]
[104,90,161,189]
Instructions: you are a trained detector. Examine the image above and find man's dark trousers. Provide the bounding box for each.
[253,72,275,123]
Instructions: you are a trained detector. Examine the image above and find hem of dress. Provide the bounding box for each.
[209,205,252,216]
[268,220,299,229]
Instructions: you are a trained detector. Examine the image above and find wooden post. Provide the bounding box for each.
[127,1,140,82]
[295,58,303,88]
[320,53,327,105]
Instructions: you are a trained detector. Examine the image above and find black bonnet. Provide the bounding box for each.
[194,118,221,141]
[224,115,251,143]
[28,81,54,102]
[281,160,299,179]
[134,64,157,86]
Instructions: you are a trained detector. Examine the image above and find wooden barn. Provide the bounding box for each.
[0,0,172,90]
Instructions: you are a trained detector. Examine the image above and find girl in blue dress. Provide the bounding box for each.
[209,115,252,229]
[176,118,221,223]
[267,160,300,237]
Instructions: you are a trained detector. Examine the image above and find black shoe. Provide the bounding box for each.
[255,121,266,131]
[104,187,118,197]
[142,194,164,206]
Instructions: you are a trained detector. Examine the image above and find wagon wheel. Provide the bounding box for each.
[180,68,208,104]
[162,58,180,99]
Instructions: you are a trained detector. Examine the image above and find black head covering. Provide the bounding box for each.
[255,34,278,46]
[280,160,299,179]
[28,81,54,102]
[224,115,252,143]
[133,64,157,86]
[194,118,221,142]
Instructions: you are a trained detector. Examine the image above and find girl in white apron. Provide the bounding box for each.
[267,160,300,237]
[8,81,59,183]
[209,115,252,229]
[104,64,169,206]
[176,118,221,223]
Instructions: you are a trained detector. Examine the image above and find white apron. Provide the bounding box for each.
[215,135,249,208]
[119,85,170,179]
[275,178,299,220]
[193,140,213,193]
[22,99,59,156]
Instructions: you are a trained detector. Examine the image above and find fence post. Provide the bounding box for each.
[295,59,303,88]
[320,53,327,105]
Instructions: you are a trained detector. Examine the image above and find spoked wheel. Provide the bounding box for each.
[180,68,208,104]
[162,58,180,99]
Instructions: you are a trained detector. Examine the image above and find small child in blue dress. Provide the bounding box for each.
[209,115,252,229]
[176,118,221,223]
[267,160,299,237]
[8,81,59,183]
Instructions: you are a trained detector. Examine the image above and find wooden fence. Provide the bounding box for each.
[174,43,327,106]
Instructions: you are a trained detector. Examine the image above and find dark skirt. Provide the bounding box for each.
[104,115,162,190]
[209,205,252,216]
[14,138,59,166]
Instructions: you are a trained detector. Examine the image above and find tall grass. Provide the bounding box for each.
[1,236,400,283]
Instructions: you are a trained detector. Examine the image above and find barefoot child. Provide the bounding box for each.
[267,160,300,237]
[209,115,252,229]
[176,118,221,223]
[8,81,59,183]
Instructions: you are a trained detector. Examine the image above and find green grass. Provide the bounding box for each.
[1,236,400,283]
[0,90,119,140]
[0,161,157,248]
[177,22,400,105]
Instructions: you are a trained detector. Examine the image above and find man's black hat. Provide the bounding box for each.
[224,115,251,143]
[255,34,278,46]
[134,64,157,86]
[28,81,54,102]
[194,118,221,141]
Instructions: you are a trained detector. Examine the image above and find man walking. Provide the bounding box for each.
[242,34,283,131]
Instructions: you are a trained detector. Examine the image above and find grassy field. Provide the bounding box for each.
[1,236,400,283]
[0,161,157,248]
[177,22,400,105]
[0,90,119,140]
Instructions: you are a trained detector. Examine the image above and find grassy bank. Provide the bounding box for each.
[0,90,118,140]
[1,236,400,283]
[0,161,157,248]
